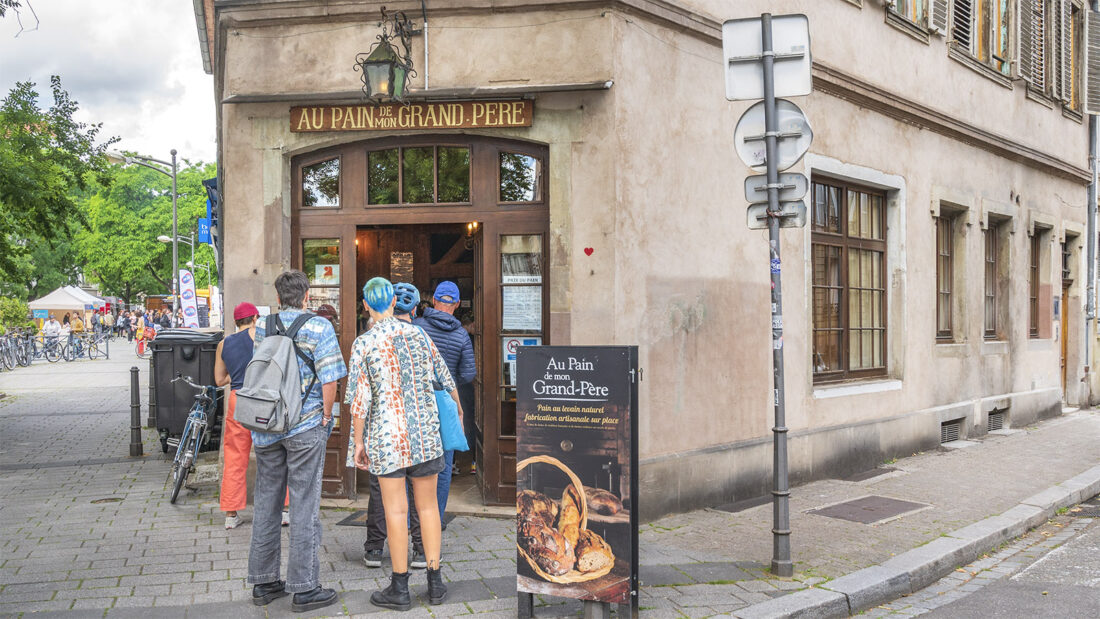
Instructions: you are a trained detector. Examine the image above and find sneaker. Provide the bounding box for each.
[281,511,290,526]
[363,548,384,568]
[225,514,243,530]
[410,549,427,569]
[470,462,477,475]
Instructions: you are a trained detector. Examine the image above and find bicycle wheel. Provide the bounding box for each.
[87,339,100,360]
[45,342,60,363]
[15,339,30,367]
[170,423,194,504]
[1,342,12,371]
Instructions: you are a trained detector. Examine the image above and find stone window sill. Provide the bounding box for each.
[1063,105,1084,123]
[1025,85,1057,109]
[981,340,1008,355]
[813,379,903,400]
[947,46,1013,90]
[885,10,930,44]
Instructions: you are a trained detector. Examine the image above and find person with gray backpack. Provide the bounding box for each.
[239,270,347,613]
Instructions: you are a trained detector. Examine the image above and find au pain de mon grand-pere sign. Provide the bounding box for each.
[290,100,533,132]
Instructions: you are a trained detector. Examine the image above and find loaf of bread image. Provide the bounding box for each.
[574,529,614,573]
[518,520,573,576]
[583,486,623,516]
[557,484,583,551]
[517,489,559,526]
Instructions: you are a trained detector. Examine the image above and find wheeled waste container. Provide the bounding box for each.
[151,329,225,453]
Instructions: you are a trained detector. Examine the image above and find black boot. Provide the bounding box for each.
[291,586,338,613]
[371,571,411,611]
[426,567,447,605]
[251,580,288,606]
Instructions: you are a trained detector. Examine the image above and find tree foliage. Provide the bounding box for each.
[75,160,218,305]
[0,77,116,279]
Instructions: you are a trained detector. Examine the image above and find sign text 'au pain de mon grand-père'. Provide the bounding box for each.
[290,100,533,132]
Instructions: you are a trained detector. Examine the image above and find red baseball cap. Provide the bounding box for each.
[233,302,259,321]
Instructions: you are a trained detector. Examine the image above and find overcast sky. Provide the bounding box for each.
[0,1,217,163]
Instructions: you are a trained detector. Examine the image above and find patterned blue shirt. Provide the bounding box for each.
[251,309,347,447]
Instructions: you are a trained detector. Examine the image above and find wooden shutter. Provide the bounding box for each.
[953,0,973,49]
[1087,7,1100,113]
[1057,0,1073,102]
[1019,0,1046,88]
[930,0,950,35]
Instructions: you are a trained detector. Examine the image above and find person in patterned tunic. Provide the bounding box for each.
[349,277,461,610]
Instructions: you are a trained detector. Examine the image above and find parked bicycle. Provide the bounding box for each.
[0,333,16,371]
[86,331,109,360]
[167,374,218,504]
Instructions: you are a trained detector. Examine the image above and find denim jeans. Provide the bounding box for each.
[247,423,327,593]
[437,450,454,518]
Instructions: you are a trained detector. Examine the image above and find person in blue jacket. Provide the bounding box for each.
[413,281,475,523]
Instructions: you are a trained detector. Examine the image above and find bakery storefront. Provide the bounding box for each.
[289,115,551,504]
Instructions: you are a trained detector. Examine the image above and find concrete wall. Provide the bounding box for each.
[209,0,1090,520]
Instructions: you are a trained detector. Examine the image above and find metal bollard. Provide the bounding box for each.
[130,366,143,457]
[146,356,157,429]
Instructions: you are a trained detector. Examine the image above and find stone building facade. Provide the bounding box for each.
[196,0,1093,520]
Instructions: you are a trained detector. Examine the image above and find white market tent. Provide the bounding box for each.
[65,286,106,309]
[28,287,87,311]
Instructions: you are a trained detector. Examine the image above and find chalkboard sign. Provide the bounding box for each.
[515,346,639,614]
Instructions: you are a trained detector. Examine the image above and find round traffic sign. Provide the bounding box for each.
[733,98,813,173]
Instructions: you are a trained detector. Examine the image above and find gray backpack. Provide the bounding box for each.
[234,313,317,433]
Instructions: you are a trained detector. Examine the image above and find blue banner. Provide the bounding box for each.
[198,217,211,244]
[33,309,48,320]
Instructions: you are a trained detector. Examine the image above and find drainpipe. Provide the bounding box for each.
[1089,1,1099,379]
[421,0,428,89]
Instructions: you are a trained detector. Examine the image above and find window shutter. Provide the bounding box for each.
[1018,0,1046,88]
[1087,8,1100,114]
[953,0,973,49]
[1057,0,1072,102]
[930,0,950,36]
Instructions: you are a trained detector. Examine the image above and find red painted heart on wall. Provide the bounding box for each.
[583,247,594,256]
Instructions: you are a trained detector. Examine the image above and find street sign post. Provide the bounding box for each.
[724,12,812,579]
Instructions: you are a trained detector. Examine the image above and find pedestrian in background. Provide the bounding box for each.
[247,270,346,613]
[350,277,460,610]
[414,281,476,520]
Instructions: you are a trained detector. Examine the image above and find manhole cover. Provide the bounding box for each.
[90,497,123,504]
[844,467,898,482]
[808,495,929,524]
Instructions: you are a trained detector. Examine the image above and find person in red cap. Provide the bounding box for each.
[214,302,289,529]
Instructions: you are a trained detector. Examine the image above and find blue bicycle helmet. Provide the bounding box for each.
[393,282,420,315]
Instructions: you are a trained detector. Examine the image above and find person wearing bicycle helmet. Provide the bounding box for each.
[348,281,430,571]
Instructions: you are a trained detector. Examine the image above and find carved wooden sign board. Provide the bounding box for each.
[290,100,533,132]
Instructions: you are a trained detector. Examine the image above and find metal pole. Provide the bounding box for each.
[130,366,143,457]
[171,149,179,328]
[1087,3,1098,376]
[147,355,157,429]
[761,13,793,578]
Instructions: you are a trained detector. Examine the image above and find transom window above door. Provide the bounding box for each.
[368,146,472,205]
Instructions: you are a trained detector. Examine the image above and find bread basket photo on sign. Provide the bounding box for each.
[516,456,615,583]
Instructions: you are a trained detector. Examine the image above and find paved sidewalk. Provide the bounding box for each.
[2,350,1100,617]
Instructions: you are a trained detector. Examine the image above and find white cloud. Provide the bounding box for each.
[0,1,217,163]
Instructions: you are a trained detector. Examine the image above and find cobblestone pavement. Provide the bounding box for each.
[2,347,1100,617]
[862,509,1098,616]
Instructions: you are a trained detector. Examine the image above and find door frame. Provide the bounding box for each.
[292,134,550,503]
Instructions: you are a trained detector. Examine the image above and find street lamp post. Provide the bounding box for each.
[186,261,212,289]
[107,149,179,325]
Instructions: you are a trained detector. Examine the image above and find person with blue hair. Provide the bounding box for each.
[345,277,462,610]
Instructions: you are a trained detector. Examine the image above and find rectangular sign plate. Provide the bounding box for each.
[747,201,808,230]
[723,14,812,101]
[745,173,809,204]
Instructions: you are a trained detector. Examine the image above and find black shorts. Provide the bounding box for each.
[379,456,445,479]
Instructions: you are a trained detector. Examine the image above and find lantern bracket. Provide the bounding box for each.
[354,6,419,104]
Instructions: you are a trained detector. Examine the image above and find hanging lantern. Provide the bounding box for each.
[355,9,417,103]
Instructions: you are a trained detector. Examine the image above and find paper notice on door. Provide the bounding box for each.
[502,286,541,331]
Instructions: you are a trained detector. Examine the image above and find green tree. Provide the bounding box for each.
[0,228,81,301]
[0,296,30,334]
[75,159,217,305]
[0,77,116,280]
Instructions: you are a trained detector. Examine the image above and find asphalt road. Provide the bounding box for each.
[924,517,1100,618]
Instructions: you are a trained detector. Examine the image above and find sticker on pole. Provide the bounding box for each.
[723,14,812,102]
[733,99,813,173]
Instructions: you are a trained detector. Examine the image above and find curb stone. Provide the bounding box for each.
[731,465,1100,618]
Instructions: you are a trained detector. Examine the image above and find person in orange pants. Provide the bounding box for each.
[215,303,288,529]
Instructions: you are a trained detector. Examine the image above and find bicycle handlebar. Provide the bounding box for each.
[171,374,211,391]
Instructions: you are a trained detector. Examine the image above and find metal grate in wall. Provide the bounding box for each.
[940,419,962,444]
[988,411,1006,432]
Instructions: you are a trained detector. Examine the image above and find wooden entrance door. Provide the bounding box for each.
[292,135,549,503]
[480,217,548,504]
[1061,283,1070,395]
[294,224,357,497]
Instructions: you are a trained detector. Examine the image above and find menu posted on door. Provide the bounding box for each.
[515,346,639,607]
